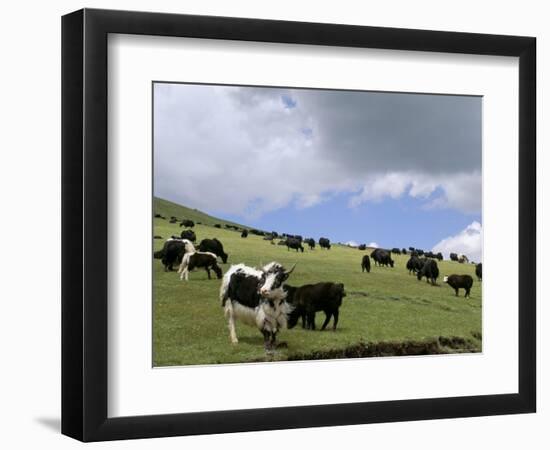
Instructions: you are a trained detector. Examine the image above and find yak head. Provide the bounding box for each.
[258,262,296,298]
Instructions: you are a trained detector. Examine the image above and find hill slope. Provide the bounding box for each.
[154,197,249,229]
[152,205,482,366]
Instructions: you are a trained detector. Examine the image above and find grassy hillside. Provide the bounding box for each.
[153,201,482,367]
[154,197,249,230]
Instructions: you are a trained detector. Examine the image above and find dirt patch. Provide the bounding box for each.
[286,336,479,361]
[471,331,482,341]
[348,291,369,297]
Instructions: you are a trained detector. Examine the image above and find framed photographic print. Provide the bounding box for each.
[62,8,536,442]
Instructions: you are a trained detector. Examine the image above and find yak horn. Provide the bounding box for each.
[285,263,297,276]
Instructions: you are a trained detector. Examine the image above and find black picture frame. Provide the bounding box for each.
[61,8,536,442]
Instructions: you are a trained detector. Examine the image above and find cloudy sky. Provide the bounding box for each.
[154,83,482,261]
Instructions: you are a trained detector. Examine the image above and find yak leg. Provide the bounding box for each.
[332,310,339,330]
[262,330,272,350]
[307,312,316,330]
[465,288,470,298]
[225,302,238,344]
[455,288,459,296]
[205,267,211,279]
[320,311,332,330]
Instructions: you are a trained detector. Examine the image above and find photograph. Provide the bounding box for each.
[152,82,483,366]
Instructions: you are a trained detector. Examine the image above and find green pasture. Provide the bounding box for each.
[153,198,482,366]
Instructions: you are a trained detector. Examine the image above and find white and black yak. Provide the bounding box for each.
[285,282,346,331]
[458,254,470,264]
[444,274,473,297]
[220,262,295,350]
[154,238,195,272]
[178,251,222,281]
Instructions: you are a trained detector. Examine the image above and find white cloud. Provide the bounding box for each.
[345,241,359,247]
[349,171,481,213]
[154,84,481,217]
[368,242,379,248]
[432,221,482,262]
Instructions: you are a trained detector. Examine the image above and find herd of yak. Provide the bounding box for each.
[153,215,482,351]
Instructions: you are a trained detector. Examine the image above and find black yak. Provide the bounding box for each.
[417,258,439,285]
[180,229,196,242]
[361,255,371,273]
[444,274,473,297]
[304,238,316,250]
[406,255,423,274]
[198,238,228,263]
[371,248,394,268]
[319,237,331,249]
[156,238,195,272]
[286,237,304,252]
[475,263,482,281]
[285,282,346,331]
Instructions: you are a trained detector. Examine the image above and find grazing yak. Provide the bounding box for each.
[241,229,248,238]
[155,238,195,272]
[319,237,331,250]
[286,237,304,252]
[476,263,482,281]
[178,251,222,281]
[180,229,196,242]
[220,262,296,350]
[153,235,163,239]
[444,274,473,297]
[436,252,443,261]
[361,255,371,273]
[304,238,315,250]
[371,248,394,268]
[406,255,423,274]
[214,224,221,228]
[277,239,287,246]
[391,248,401,255]
[458,254,469,264]
[198,238,228,263]
[401,248,408,255]
[450,253,459,262]
[357,244,367,251]
[179,219,194,228]
[285,282,346,331]
[417,258,439,285]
